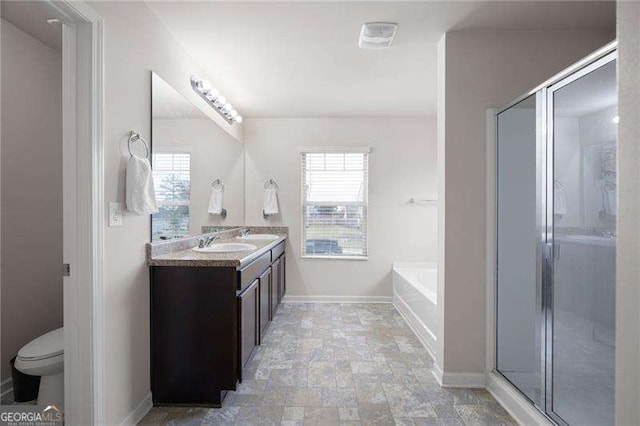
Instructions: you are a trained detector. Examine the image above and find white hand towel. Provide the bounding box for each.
[125,155,158,215]
[554,181,567,216]
[208,187,224,215]
[263,187,279,215]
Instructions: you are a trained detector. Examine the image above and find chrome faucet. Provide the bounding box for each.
[198,235,220,248]
[239,228,250,237]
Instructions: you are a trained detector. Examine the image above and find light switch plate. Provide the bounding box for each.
[108,202,123,227]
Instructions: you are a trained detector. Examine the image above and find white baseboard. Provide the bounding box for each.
[441,372,486,388]
[120,392,152,426]
[431,363,486,388]
[391,291,483,389]
[486,372,553,425]
[392,290,436,360]
[282,295,392,303]
[432,363,444,386]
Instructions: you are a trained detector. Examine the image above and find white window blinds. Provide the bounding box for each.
[301,151,369,258]
[151,151,191,241]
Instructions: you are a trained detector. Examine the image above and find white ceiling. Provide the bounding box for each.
[146,1,614,118]
[1,0,62,52]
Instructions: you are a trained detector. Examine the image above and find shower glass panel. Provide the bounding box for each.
[496,94,543,406]
[549,57,616,426]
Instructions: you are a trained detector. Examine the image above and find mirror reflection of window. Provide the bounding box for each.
[150,72,245,241]
[152,150,191,241]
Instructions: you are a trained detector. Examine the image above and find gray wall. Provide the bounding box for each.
[437,29,615,375]
[244,118,437,299]
[0,20,63,381]
[87,2,243,422]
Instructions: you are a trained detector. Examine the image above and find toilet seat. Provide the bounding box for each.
[15,328,64,377]
[13,327,64,410]
[17,328,63,361]
[14,353,63,376]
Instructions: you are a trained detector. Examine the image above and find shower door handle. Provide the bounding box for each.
[545,242,560,261]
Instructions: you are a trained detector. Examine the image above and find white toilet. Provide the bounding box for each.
[14,328,64,410]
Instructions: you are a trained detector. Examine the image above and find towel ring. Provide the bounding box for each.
[128,131,150,159]
[263,178,278,190]
[211,179,225,190]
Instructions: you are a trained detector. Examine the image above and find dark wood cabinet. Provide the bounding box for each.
[278,254,286,305]
[258,267,271,342]
[238,279,259,381]
[150,238,287,407]
[150,266,237,407]
[238,251,271,290]
[270,248,286,317]
[270,258,280,319]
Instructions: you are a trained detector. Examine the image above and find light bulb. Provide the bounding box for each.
[612,115,620,124]
[205,88,219,101]
[199,79,212,94]
[234,115,243,123]
[214,96,227,107]
[228,110,238,118]
[221,103,233,113]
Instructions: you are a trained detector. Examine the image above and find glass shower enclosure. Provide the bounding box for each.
[495,46,617,425]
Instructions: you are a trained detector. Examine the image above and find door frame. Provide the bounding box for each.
[47,1,105,424]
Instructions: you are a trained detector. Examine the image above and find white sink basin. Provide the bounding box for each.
[236,234,280,241]
[193,243,258,253]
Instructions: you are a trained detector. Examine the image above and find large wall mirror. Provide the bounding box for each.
[151,72,244,241]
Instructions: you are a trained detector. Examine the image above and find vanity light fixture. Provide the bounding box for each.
[190,75,243,125]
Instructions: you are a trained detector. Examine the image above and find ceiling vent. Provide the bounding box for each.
[359,22,398,49]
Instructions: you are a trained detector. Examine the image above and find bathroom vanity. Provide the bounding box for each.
[147,229,286,407]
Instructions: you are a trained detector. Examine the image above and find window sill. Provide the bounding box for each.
[302,255,368,261]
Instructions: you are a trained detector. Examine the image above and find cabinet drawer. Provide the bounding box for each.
[272,241,285,260]
[238,251,271,291]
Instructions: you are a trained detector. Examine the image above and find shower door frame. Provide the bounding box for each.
[492,42,617,426]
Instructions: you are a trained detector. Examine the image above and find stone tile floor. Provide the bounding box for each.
[140,303,515,425]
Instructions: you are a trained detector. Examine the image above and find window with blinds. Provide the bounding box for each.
[301,151,368,258]
[151,150,191,241]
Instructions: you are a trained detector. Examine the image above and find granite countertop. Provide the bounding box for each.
[147,227,287,268]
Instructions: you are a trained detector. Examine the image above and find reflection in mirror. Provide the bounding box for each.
[151,72,244,241]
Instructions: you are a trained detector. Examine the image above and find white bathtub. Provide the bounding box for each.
[392,262,438,358]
